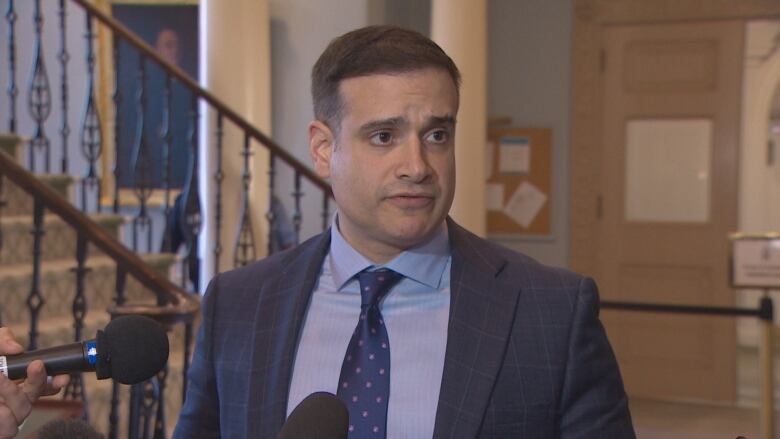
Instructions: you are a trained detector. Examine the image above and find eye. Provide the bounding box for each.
[369,131,394,146]
[425,129,449,144]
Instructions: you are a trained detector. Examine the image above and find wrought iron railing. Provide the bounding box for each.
[0,143,198,438]
[2,0,333,437]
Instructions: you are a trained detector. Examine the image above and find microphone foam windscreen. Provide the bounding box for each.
[102,315,169,385]
[37,418,104,439]
[278,392,349,439]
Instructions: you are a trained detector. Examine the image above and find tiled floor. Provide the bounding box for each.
[631,398,765,439]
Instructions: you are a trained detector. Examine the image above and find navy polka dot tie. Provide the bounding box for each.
[337,270,402,438]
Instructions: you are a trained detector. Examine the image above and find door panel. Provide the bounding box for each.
[599,21,743,401]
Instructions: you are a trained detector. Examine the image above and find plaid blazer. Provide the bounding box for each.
[174,219,635,438]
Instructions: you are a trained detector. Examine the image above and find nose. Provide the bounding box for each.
[396,137,431,183]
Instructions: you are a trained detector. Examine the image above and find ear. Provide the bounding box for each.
[309,120,335,179]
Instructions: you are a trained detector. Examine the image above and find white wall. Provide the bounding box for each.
[0,0,89,177]
[736,20,780,347]
[486,0,572,267]
[268,0,371,241]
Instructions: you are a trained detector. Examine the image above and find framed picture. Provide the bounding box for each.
[96,0,198,206]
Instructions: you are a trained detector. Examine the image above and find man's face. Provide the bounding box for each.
[155,29,180,66]
[310,68,458,262]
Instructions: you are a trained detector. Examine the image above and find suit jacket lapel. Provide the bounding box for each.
[433,220,523,439]
[246,230,332,438]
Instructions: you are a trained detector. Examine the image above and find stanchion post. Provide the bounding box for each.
[759,292,774,439]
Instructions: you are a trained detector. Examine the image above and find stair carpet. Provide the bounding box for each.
[0,135,187,436]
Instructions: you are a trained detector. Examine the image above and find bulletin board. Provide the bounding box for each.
[485,127,552,236]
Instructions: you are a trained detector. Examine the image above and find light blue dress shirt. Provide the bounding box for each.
[286,221,451,438]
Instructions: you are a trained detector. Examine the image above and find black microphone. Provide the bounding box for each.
[278,392,349,439]
[0,315,169,385]
[37,418,104,439]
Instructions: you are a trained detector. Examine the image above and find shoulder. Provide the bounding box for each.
[202,231,330,313]
[448,219,586,290]
[212,231,328,287]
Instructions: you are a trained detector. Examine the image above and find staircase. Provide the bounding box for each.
[0,133,190,436]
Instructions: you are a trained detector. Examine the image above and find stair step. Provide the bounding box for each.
[0,253,176,327]
[2,173,74,216]
[1,213,124,266]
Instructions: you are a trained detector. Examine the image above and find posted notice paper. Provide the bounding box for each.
[486,183,504,211]
[498,137,531,174]
[504,181,547,229]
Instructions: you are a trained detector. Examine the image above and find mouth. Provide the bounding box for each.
[386,193,435,208]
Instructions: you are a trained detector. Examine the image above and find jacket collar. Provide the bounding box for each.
[432,219,522,439]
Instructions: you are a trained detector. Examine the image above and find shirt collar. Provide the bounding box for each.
[329,214,450,291]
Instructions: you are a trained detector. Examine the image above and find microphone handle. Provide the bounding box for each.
[1,340,96,380]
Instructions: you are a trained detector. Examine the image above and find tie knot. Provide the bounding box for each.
[357,270,402,307]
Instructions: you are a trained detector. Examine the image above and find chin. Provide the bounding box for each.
[386,222,438,248]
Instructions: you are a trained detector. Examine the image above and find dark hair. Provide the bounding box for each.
[311,25,461,131]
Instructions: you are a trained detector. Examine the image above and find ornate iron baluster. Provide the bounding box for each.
[129,377,160,439]
[109,267,126,439]
[109,380,120,439]
[27,198,45,350]
[112,34,122,213]
[322,194,330,231]
[265,153,275,255]
[128,379,159,439]
[0,173,4,252]
[180,97,202,402]
[233,133,256,267]
[181,94,201,290]
[80,11,102,212]
[28,0,52,173]
[160,73,173,252]
[153,365,169,438]
[213,113,224,275]
[64,231,91,410]
[5,0,18,133]
[291,172,303,243]
[0,172,4,326]
[58,0,70,173]
[131,55,153,253]
[182,322,192,402]
[197,111,223,400]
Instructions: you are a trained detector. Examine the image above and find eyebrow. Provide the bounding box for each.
[357,114,457,136]
[426,115,456,129]
[358,117,407,136]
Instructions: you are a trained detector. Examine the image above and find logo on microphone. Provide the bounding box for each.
[0,356,6,377]
[86,341,98,365]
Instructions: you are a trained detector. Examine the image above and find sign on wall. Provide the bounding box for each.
[730,233,780,289]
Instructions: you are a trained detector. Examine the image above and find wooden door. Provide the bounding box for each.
[598,21,743,401]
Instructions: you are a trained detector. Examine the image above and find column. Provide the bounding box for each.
[199,0,271,287]
[431,0,487,236]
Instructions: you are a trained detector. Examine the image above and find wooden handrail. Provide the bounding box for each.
[70,0,333,196]
[0,147,199,324]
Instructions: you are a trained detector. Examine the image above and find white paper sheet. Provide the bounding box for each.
[486,183,504,211]
[499,137,531,174]
[503,181,547,228]
[485,140,495,177]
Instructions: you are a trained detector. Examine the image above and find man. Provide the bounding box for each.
[174,25,634,438]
